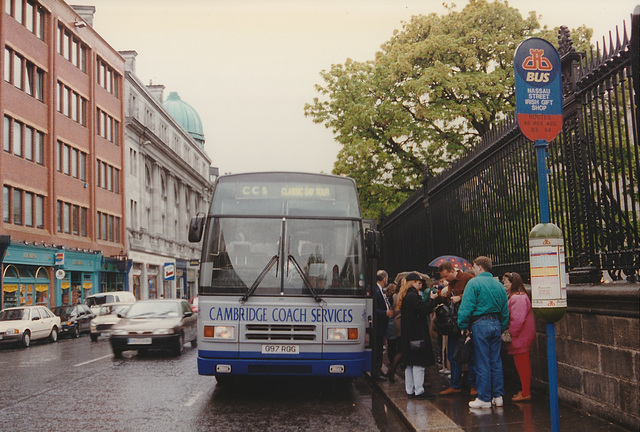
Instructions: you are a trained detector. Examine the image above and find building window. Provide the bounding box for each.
[35,195,43,228]
[4,46,45,101]
[4,116,46,165]
[96,108,120,144]
[57,140,86,181]
[3,186,45,228]
[96,212,120,242]
[57,81,87,126]
[35,131,43,165]
[2,186,9,222]
[6,0,45,39]
[55,200,86,236]
[96,57,120,98]
[3,116,10,152]
[24,191,33,226]
[12,120,22,157]
[57,24,87,72]
[24,126,33,160]
[12,188,22,225]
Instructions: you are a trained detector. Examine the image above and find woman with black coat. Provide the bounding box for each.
[399,272,438,399]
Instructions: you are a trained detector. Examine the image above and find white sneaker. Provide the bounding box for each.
[469,398,492,409]
[492,396,504,407]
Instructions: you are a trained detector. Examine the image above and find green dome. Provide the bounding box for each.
[164,92,204,147]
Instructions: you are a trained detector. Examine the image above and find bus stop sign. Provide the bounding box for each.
[515,38,563,142]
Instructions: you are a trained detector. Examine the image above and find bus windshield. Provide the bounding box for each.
[199,217,365,297]
[198,173,367,298]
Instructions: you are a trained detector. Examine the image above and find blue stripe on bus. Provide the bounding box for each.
[197,356,369,377]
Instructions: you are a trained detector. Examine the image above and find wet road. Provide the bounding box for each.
[0,336,406,432]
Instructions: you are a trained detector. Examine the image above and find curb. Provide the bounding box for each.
[366,371,464,432]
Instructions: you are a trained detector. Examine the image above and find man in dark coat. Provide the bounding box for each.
[400,272,437,399]
[372,270,393,381]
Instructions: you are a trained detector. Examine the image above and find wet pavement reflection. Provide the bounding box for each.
[374,364,632,432]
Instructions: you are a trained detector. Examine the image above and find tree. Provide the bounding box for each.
[305,0,592,219]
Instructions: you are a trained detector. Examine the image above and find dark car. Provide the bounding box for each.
[51,304,95,338]
[110,299,197,358]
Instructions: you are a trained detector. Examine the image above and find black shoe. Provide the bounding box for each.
[380,371,388,377]
[407,393,415,399]
[388,374,395,383]
[413,392,435,400]
[371,373,387,382]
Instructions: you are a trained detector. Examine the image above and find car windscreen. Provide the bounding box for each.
[52,306,75,317]
[125,302,180,319]
[0,309,28,321]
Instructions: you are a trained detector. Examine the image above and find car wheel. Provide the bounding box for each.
[113,348,123,358]
[174,333,184,356]
[49,327,58,343]
[190,339,198,348]
[21,330,31,348]
[90,333,98,342]
[73,325,80,338]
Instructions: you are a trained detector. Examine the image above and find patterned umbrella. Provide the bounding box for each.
[428,255,473,271]
[393,271,433,286]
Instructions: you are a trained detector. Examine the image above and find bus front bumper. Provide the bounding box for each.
[198,353,368,377]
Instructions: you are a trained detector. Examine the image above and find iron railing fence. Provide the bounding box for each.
[378,14,639,283]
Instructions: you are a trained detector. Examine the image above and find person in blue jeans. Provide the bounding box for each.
[438,262,477,396]
[457,256,509,409]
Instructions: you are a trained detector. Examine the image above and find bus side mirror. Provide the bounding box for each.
[188,216,205,243]
[365,229,381,259]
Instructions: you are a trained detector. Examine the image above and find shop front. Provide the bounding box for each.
[1,243,54,309]
[100,255,131,292]
[127,251,176,300]
[54,251,101,306]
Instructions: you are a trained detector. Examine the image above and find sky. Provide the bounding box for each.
[81,0,638,175]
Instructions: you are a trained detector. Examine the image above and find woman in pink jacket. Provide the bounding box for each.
[503,272,535,402]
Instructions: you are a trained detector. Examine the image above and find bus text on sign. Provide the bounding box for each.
[515,38,563,142]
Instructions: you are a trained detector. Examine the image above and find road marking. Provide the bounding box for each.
[184,391,204,407]
[73,354,112,367]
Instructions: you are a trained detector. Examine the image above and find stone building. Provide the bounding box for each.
[121,50,212,300]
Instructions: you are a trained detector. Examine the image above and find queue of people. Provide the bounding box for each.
[376,255,536,409]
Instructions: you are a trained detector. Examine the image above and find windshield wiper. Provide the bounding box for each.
[287,254,323,304]
[240,254,279,304]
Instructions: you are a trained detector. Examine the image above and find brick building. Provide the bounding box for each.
[1,1,125,308]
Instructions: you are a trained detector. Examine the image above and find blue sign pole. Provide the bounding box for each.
[535,138,560,432]
[515,38,564,432]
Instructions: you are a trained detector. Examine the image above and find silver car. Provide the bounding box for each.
[110,299,197,358]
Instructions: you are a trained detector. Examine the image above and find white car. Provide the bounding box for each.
[89,303,130,342]
[0,306,61,347]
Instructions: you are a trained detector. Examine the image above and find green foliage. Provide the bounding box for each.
[305,0,593,220]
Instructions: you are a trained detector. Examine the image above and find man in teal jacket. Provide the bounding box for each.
[457,256,509,409]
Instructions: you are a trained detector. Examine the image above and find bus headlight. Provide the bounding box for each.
[327,328,358,341]
[204,325,235,339]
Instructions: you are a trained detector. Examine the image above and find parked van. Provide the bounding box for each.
[85,291,136,313]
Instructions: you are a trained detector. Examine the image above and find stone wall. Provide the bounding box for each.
[527,283,639,430]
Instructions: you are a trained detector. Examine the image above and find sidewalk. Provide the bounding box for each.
[369,365,632,432]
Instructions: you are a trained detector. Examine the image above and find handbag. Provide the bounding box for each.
[501,330,512,343]
[453,334,473,364]
[409,339,425,352]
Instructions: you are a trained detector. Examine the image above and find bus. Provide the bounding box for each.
[188,172,377,381]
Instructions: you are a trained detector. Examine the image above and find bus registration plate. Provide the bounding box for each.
[261,344,299,354]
